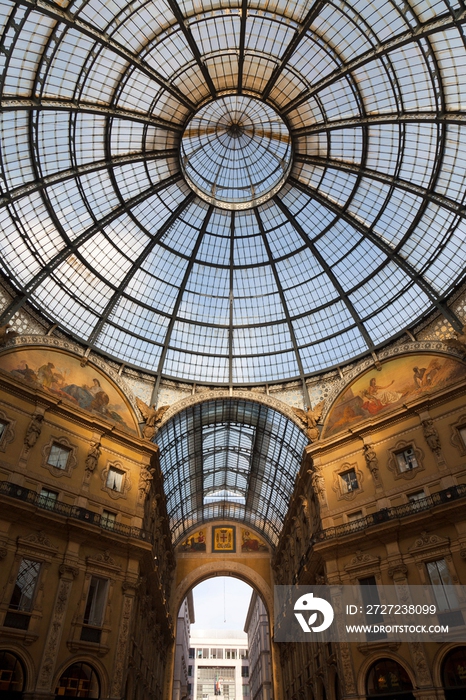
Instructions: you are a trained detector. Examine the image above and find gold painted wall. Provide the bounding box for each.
[274,352,466,700]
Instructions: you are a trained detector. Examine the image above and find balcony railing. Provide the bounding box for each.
[314,483,466,542]
[0,481,151,542]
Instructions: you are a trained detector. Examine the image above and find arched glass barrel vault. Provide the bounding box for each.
[1,0,466,389]
[157,399,308,545]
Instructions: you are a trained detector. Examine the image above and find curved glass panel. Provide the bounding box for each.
[0,0,465,384]
[157,399,308,545]
[180,95,292,209]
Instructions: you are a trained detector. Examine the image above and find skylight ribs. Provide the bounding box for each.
[157,400,307,547]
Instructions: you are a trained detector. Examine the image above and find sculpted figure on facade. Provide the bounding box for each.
[25,412,44,448]
[138,463,155,497]
[308,467,326,500]
[421,418,442,456]
[136,398,170,440]
[292,400,324,443]
[0,323,18,346]
[363,443,382,486]
[445,323,466,353]
[85,440,101,473]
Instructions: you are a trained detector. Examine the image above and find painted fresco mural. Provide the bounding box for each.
[241,528,268,552]
[179,529,207,552]
[0,347,137,434]
[323,353,466,438]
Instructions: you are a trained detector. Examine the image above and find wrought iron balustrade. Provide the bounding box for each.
[314,483,466,542]
[0,481,151,542]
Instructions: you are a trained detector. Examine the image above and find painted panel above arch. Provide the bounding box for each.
[0,346,138,434]
[323,353,466,439]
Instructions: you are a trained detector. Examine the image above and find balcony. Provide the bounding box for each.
[315,484,466,542]
[0,481,151,542]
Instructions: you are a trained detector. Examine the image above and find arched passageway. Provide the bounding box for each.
[167,563,279,700]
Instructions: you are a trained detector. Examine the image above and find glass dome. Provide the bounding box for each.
[0,0,465,385]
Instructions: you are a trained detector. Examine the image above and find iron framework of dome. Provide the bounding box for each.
[1,0,466,387]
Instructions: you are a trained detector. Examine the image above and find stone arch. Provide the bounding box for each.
[52,655,110,699]
[172,559,273,619]
[432,643,466,690]
[167,559,281,700]
[0,644,35,693]
[358,653,417,697]
[158,389,305,433]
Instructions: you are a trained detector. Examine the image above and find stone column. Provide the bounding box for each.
[35,564,79,700]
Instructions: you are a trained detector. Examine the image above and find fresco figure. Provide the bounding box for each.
[0,348,137,433]
[241,530,267,552]
[361,378,404,414]
[324,353,466,438]
[180,530,206,552]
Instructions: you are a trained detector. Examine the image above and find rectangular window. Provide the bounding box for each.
[347,510,363,522]
[408,490,426,503]
[241,666,249,677]
[9,559,41,611]
[101,510,116,530]
[106,466,125,492]
[239,649,248,659]
[189,648,195,659]
[4,559,41,630]
[47,443,71,470]
[396,447,418,472]
[83,576,108,627]
[242,685,250,696]
[340,469,358,493]
[210,648,223,659]
[359,576,386,640]
[38,488,58,510]
[427,559,463,627]
[225,649,237,659]
[188,666,192,677]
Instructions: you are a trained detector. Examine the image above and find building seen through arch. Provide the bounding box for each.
[1,0,466,697]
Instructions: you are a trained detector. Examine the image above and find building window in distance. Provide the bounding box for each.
[38,488,58,510]
[347,510,363,522]
[106,466,125,492]
[340,469,359,493]
[408,490,426,503]
[4,558,41,630]
[101,510,116,530]
[427,559,463,627]
[241,666,249,677]
[47,443,71,470]
[81,576,108,642]
[396,447,418,472]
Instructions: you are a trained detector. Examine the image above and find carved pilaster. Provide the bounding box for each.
[331,587,357,695]
[37,566,78,690]
[110,591,135,697]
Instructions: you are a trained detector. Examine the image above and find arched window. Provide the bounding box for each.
[55,663,100,699]
[0,651,25,699]
[366,659,414,699]
[442,647,466,700]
